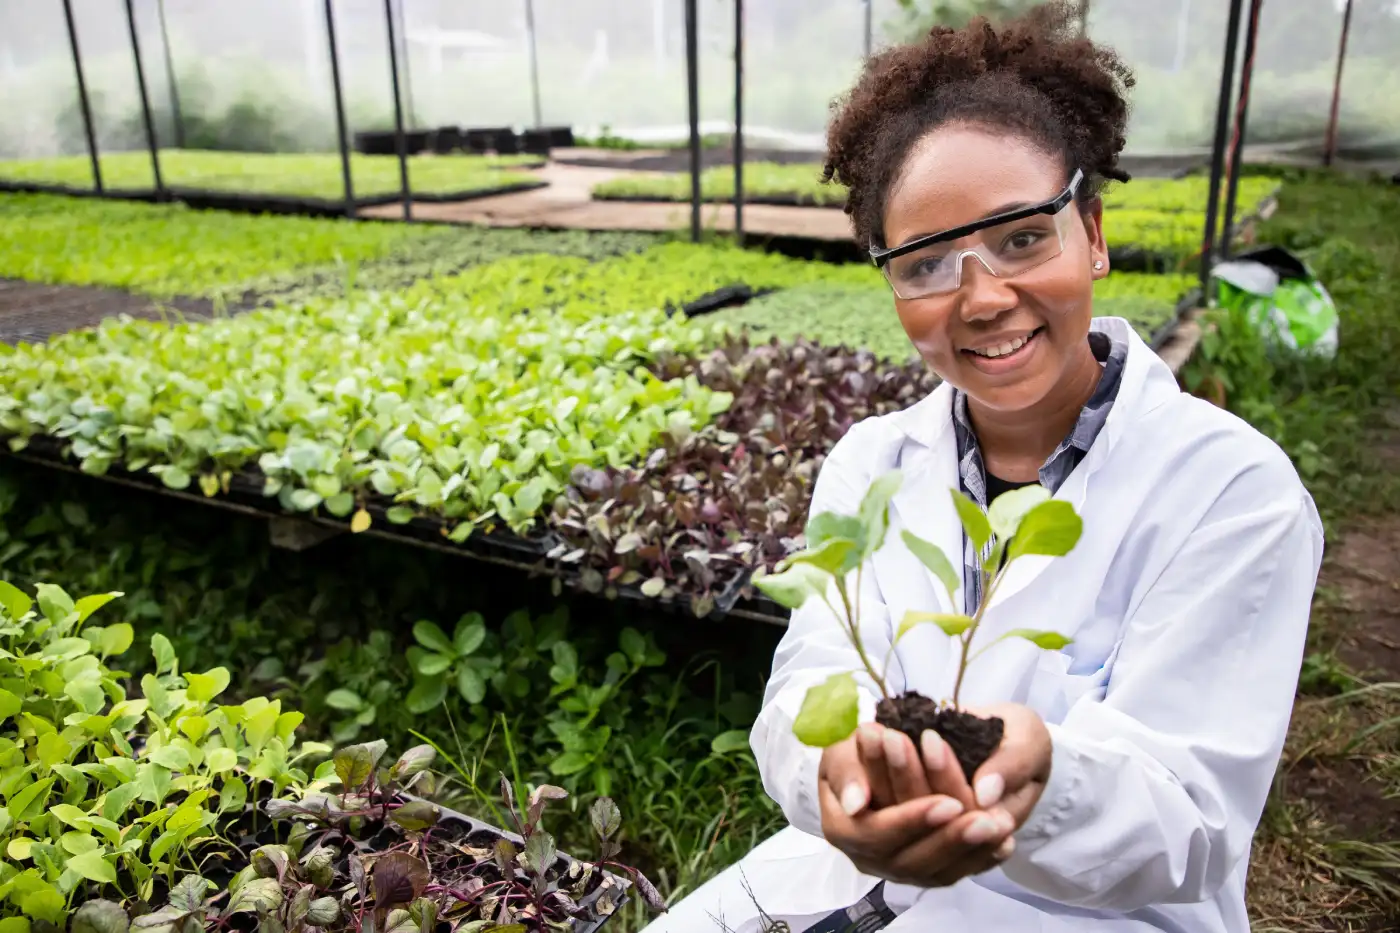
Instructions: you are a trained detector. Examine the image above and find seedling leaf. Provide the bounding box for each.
[1005,628,1073,650]
[857,469,903,557]
[1008,500,1083,560]
[900,530,960,603]
[787,537,858,575]
[987,484,1050,542]
[792,672,859,748]
[897,610,974,641]
[951,490,992,551]
[752,562,829,611]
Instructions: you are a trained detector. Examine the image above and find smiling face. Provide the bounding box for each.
[881,124,1109,413]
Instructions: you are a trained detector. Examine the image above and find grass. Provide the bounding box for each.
[0,150,543,200]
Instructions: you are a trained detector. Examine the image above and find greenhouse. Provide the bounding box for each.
[0,1,1398,931]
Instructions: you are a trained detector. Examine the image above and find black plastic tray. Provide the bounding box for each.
[4,433,555,568]
[424,798,631,931]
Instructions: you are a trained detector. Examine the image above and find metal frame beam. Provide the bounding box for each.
[124,0,165,198]
[61,0,103,194]
[1221,0,1264,259]
[685,0,702,243]
[1323,0,1355,167]
[324,0,356,217]
[1199,0,1246,296]
[384,0,411,221]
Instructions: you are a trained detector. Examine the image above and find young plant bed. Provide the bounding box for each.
[755,473,1082,780]
[590,162,844,207]
[544,338,941,617]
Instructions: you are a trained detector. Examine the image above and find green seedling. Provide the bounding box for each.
[753,469,1083,759]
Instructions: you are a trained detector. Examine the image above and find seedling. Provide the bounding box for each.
[753,469,1083,780]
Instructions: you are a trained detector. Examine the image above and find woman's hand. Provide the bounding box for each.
[815,704,1052,888]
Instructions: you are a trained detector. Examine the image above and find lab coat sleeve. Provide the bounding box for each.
[749,422,894,839]
[1001,452,1324,910]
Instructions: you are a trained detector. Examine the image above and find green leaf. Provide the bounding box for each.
[0,918,32,933]
[951,489,992,551]
[151,633,176,674]
[452,615,486,656]
[405,675,447,714]
[792,673,860,748]
[389,800,441,832]
[36,583,75,623]
[804,512,864,551]
[410,650,452,677]
[74,592,122,624]
[65,679,107,715]
[456,666,486,705]
[900,530,961,603]
[148,745,190,771]
[323,689,363,712]
[227,876,284,915]
[752,562,829,611]
[411,620,453,655]
[787,537,858,576]
[1007,500,1084,560]
[205,747,238,774]
[857,470,903,557]
[0,580,33,620]
[8,778,55,820]
[333,740,386,789]
[897,610,974,641]
[709,730,751,755]
[324,492,356,518]
[549,750,594,776]
[639,577,665,597]
[1005,628,1073,650]
[386,506,415,525]
[185,667,231,703]
[101,782,143,823]
[66,848,117,884]
[158,466,191,490]
[0,687,19,722]
[90,622,134,657]
[987,484,1051,542]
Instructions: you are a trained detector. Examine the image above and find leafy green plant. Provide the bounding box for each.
[0,581,328,924]
[592,162,847,206]
[753,470,1082,778]
[0,150,543,201]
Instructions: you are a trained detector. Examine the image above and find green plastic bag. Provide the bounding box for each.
[1212,246,1338,359]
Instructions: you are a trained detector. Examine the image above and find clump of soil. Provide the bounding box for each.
[876,692,1004,782]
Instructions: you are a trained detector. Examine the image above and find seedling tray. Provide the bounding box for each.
[4,433,555,571]
[415,798,632,931]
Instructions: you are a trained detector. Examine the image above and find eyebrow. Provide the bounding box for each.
[895,200,1035,248]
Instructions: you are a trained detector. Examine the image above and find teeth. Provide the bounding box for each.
[972,335,1029,358]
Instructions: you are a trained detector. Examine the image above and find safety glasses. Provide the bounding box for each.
[870,169,1085,300]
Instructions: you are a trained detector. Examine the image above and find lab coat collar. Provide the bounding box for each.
[883,318,1181,616]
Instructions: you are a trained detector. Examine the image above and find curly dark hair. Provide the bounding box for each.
[823,1,1135,249]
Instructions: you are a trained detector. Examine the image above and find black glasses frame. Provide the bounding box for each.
[869,168,1086,269]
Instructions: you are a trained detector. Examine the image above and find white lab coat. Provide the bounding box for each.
[642,318,1323,933]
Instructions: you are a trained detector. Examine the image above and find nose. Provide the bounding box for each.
[957,251,1017,323]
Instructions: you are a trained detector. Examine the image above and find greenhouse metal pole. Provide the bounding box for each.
[685,0,701,243]
[1199,0,1245,296]
[62,0,103,195]
[384,0,411,221]
[1323,0,1354,167]
[864,0,873,58]
[324,0,356,216]
[125,0,165,199]
[525,0,543,127]
[156,0,184,149]
[734,0,744,246]
[1221,0,1263,259]
[396,0,417,127]
[1079,0,1090,35]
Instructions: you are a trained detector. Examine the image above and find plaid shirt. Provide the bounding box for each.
[799,333,1127,933]
[951,331,1126,613]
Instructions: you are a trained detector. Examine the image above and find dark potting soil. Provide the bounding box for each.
[875,692,1004,783]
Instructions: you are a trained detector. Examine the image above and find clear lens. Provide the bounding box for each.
[884,207,1074,300]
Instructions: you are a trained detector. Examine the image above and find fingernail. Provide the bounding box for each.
[841,783,867,816]
[926,797,964,826]
[920,730,946,770]
[992,806,1015,834]
[994,835,1016,860]
[882,730,907,769]
[858,724,883,757]
[963,815,1001,846]
[975,773,1004,809]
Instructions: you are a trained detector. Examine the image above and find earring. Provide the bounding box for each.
[1094,261,1104,270]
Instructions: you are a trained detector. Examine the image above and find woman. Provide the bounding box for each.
[643,5,1321,932]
